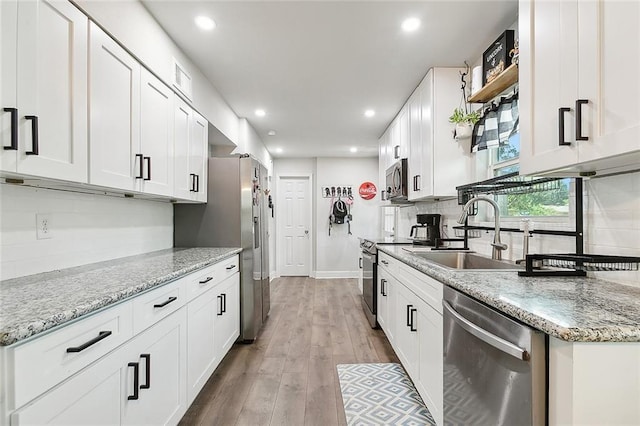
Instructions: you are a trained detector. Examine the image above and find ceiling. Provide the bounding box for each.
[142,0,518,158]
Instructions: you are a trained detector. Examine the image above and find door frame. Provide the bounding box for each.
[275,174,313,277]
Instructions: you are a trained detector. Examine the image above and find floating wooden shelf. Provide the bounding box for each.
[468,63,518,103]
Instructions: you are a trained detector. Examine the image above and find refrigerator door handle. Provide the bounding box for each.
[254,216,260,249]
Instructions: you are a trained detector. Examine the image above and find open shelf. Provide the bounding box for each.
[468,63,518,103]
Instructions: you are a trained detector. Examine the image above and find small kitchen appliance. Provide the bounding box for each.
[410,213,441,246]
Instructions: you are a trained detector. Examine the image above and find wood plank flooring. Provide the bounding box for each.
[179,277,398,426]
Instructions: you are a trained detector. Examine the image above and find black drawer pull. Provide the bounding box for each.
[575,99,589,141]
[3,107,18,150]
[558,107,571,146]
[217,295,223,316]
[66,330,112,353]
[128,362,139,400]
[199,276,214,284]
[222,293,227,313]
[24,115,38,155]
[225,265,236,270]
[143,156,151,180]
[410,308,417,332]
[406,304,413,327]
[380,279,387,296]
[140,354,151,390]
[380,260,389,265]
[153,296,177,308]
[135,154,144,179]
[189,173,195,192]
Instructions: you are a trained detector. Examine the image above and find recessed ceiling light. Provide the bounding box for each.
[275,147,283,153]
[364,109,375,118]
[401,17,421,32]
[350,147,358,153]
[255,109,266,117]
[195,16,216,31]
[268,130,277,136]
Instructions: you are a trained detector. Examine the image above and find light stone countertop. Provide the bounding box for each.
[0,247,242,346]
[377,246,640,343]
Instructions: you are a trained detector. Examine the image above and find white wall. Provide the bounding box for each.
[0,184,173,281]
[235,118,273,174]
[272,157,380,279]
[74,0,240,145]
[397,172,640,287]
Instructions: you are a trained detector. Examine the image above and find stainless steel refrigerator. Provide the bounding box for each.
[174,155,270,342]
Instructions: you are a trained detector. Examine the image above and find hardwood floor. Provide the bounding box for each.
[179,277,398,426]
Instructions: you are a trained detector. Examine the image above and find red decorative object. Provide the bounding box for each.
[359,182,377,200]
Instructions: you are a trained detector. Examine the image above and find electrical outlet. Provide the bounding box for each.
[36,214,53,239]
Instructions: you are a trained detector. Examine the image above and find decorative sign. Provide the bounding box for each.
[482,29,515,86]
[359,182,377,200]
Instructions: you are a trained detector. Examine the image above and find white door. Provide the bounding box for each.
[14,0,88,182]
[140,69,174,196]
[278,176,311,276]
[89,22,140,191]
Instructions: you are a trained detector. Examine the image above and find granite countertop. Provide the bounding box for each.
[377,246,640,343]
[0,247,242,346]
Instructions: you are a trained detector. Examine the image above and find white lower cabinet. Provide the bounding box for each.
[4,254,240,425]
[377,252,443,426]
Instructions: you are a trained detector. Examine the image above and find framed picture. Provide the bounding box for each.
[482,30,515,86]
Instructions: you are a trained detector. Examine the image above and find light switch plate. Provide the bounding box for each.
[36,214,52,239]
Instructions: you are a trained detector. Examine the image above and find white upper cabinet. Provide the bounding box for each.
[89,22,140,191]
[407,89,423,200]
[519,0,640,176]
[140,69,174,196]
[191,111,208,202]
[411,68,471,200]
[174,97,208,202]
[1,0,88,182]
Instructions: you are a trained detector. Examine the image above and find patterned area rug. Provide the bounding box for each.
[337,363,435,426]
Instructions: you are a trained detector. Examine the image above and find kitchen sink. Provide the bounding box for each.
[403,249,523,271]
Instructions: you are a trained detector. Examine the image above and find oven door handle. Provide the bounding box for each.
[443,301,528,361]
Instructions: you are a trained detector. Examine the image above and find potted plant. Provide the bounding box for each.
[449,108,480,140]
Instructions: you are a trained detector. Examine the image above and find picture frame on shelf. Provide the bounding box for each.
[482,30,515,86]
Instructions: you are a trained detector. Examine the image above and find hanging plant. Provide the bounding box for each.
[450,64,480,141]
[448,108,480,125]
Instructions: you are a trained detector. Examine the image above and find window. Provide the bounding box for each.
[489,133,570,217]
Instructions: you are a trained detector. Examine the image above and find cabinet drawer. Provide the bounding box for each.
[185,255,239,302]
[396,261,443,314]
[9,301,133,410]
[133,278,186,334]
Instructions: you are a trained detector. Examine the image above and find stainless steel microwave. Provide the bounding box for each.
[385,158,408,203]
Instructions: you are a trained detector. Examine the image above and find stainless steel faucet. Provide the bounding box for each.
[457,196,508,260]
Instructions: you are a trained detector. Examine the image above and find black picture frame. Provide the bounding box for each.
[482,30,515,86]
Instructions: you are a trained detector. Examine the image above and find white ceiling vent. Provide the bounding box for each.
[173,58,192,101]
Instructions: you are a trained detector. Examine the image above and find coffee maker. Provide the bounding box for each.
[410,214,441,246]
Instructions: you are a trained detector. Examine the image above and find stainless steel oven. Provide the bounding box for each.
[360,240,377,328]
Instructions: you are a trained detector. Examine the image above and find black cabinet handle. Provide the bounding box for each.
[135,154,144,179]
[380,260,388,266]
[140,354,150,390]
[24,115,38,155]
[558,107,571,146]
[406,304,413,327]
[380,278,387,296]
[222,293,227,313]
[127,362,139,400]
[359,258,363,269]
[225,265,236,270]
[3,108,18,150]
[188,173,194,192]
[415,175,421,191]
[575,99,589,141]
[66,330,112,353]
[217,295,223,316]
[143,156,151,181]
[153,296,177,308]
[195,174,200,193]
[410,308,417,332]
[199,276,213,284]
[394,145,400,159]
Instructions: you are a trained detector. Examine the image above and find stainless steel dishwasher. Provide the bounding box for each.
[443,286,547,425]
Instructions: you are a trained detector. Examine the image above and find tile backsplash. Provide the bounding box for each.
[0,184,173,281]
[397,172,640,287]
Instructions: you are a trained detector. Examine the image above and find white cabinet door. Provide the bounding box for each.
[376,267,388,334]
[186,284,219,405]
[1,0,88,182]
[191,110,208,202]
[139,69,174,196]
[89,22,140,191]
[519,0,579,175]
[398,107,409,160]
[173,96,193,200]
[577,0,640,164]
[416,298,443,426]
[122,309,187,426]
[393,280,418,379]
[407,89,422,200]
[10,348,123,426]
[216,273,240,355]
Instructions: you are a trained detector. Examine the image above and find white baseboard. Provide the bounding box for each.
[314,271,360,279]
